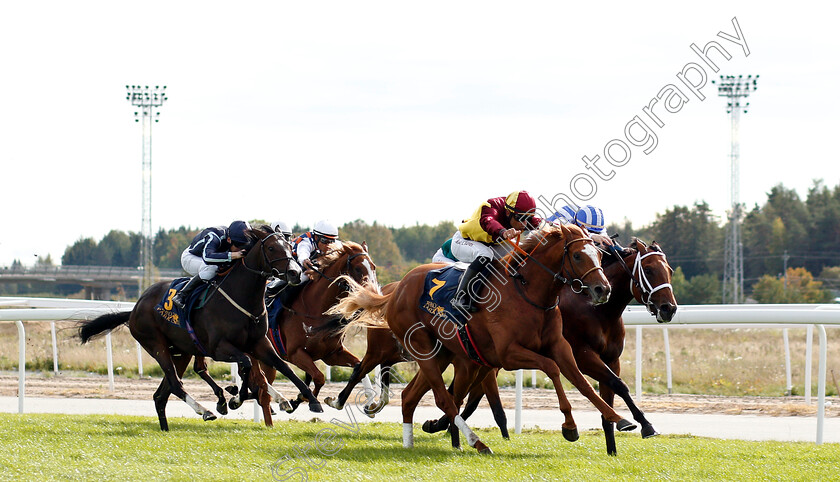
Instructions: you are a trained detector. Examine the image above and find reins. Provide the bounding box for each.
[502,232,603,310]
[214,232,297,323]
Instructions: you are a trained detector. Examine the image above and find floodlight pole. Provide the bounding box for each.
[126,85,168,291]
[712,75,758,304]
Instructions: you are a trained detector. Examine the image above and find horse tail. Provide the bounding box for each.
[78,311,131,344]
[326,275,391,330]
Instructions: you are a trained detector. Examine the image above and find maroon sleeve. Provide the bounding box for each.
[479,197,509,239]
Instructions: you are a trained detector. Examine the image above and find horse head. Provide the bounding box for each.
[319,241,380,292]
[627,239,677,323]
[521,223,611,305]
[244,225,302,285]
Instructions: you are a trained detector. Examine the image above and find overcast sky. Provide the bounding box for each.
[1,2,838,266]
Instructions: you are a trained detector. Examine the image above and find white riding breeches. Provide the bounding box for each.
[181,249,219,280]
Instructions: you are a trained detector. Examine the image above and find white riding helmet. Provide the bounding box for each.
[313,220,339,241]
[271,220,292,237]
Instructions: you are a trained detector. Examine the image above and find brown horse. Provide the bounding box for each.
[423,239,678,454]
[330,223,636,453]
[78,226,323,430]
[260,240,379,410]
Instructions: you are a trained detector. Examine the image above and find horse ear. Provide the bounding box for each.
[362,241,368,252]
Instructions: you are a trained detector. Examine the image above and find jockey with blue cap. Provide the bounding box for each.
[172,220,252,309]
[550,204,611,246]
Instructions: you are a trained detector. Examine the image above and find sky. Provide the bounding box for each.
[1,2,838,267]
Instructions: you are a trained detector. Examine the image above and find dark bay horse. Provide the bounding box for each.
[423,239,678,455]
[259,240,379,409]
[78,226,323,430]
[330,224,636,454]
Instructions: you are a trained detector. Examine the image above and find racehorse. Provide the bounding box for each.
[260,240,380,410]
[182,241,380,417]
[78,225,323,431]
[422,239,678,455]
[329,223,637,454]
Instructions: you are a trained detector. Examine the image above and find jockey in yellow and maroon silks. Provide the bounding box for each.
[448,191,542,313]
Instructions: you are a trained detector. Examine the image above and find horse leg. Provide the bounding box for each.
[286,349,325,408]
[607,358,657,438]
[496,342,580,441]
[254,364,293,414]
[158,350,216,428]
[252,336,323,413]
[194,356,228,416]
[480,370,509,439]
[247,358,273,427]
[416,355,490,454]
[366,364,395,416]
[400,370,430,449]
[549,338,636,433]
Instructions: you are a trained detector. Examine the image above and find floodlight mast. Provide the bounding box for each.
[712,75,758,303]
[126,85,168,291]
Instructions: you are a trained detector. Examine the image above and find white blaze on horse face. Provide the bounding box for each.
[361,258,381,293]
[581,243,600,268]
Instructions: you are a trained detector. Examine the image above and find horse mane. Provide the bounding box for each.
[319,241,362,270]
[519,224,565,252]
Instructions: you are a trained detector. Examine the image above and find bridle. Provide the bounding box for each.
[214,232,299,323]
[611,245,673,316]
[504,233,604,310]
[241,232,300,279]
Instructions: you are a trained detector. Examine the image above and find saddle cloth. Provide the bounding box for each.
[419,263,489,365]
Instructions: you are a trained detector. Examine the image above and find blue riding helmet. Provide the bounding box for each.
[228,220,252,248]
[548,205,577,224]
[574,205,605,234]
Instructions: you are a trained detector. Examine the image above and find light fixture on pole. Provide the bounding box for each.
[712,75,758,303]
[126,85,168,291]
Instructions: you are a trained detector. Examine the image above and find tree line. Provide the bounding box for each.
[6,180,840,303]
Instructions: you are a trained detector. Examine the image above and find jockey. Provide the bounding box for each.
[293,220,340,283]
[271,219,293,242]
[172,220,252,310]
[549,204,612,247]
[265,220,295,297]
[449,191,542,313]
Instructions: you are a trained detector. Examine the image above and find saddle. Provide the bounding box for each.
[419,264,490,366]
[154,277,214,354]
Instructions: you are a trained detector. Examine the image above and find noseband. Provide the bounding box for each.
[613,248,673,315]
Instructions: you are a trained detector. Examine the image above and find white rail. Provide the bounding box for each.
[2,297,838,443]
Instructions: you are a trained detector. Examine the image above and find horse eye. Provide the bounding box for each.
[573,253,581,261]
[643,267,652,275]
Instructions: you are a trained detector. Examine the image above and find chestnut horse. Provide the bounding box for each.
[330,224,637,454]
[423,239,678,455]
[260,240,379,410]
[78,226,323,430]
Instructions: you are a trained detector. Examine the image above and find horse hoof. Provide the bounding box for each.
[616,419,637,432]
[228,399,242,411]
[421,420,436,433]
[203,412,217,422]
[216,403,228,416]
[225,385,239,396]
[279,401,294,413]
[324,397,342,410]
[478,446,493,455]
[270,407,277,416]
[641,424,659,438]
[288,399,301,413]
[562,427,579,442]
[309,401,324,413]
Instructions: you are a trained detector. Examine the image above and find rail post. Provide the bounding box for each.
[16,320,25,414]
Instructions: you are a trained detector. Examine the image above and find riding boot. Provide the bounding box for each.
[450,256,490,314]
[172,275,203,310]
[265,279,287,298]
[278,280,308,308]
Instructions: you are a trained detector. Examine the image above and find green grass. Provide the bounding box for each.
[0,414,837,481]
